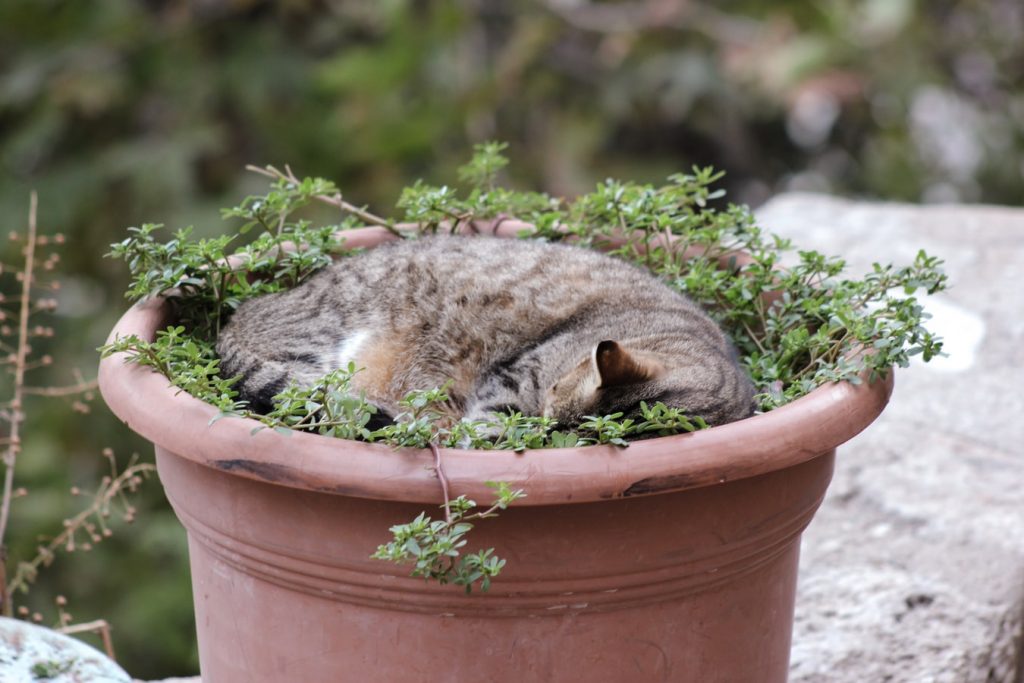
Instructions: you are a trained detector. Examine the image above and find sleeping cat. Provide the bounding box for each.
[216,235,756,429]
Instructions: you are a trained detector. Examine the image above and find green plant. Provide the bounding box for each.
[371,482,525,594]
[102,143,946,591]
[106,175,360,340]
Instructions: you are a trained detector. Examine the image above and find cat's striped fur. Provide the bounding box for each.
[216,236,756,428]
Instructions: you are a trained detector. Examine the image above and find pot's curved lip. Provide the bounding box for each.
[98,226,893,506]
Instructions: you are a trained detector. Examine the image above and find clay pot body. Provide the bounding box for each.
[99,228,892,683]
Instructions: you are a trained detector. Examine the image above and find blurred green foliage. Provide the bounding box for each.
[0,0,1020,678]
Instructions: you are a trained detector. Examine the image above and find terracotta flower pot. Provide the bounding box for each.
[99,227,892,683]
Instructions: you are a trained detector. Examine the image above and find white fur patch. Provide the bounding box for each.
[335,330,370,372]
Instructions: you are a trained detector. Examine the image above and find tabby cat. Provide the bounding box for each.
[216,236,755,429]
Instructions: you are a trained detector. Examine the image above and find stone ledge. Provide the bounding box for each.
[757,193,1024,683]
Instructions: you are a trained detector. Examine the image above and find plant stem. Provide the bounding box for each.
[0,192,37,616]
[429,441,452,525]
[245,164,403,238]
[741,319,767,354]
[6,461,155,597]
[23,378,98,397]
[467,499,510,521]
[58,620,116,660]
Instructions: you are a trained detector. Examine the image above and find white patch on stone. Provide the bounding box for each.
[0,616,131,682]
[912,296,985,372]
[335,330,369,372]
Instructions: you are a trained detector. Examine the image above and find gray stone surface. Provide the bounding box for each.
[756,194,1024,683]
[0,616,131,683]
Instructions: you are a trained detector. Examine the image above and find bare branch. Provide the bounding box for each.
[0,192,39,615]
[58,619,116,660]
[6,461,156,600]
[429,441,452,525]
[245,164,404,237]
[23,378,98,397]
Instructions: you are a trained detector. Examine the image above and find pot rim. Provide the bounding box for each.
[98,225,893,506]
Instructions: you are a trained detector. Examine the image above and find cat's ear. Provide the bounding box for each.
[593,340,663,388]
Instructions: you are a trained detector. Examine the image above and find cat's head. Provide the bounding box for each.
[541,339,755,428]
[541,340,667,426]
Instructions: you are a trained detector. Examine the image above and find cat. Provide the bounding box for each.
[216,235,756,430]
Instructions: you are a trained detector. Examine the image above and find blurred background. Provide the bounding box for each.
[1,0,1021,677]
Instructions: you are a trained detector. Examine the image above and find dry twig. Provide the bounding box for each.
[246,164,405,238]
[0,192,38,570]
[58,619,116,660]
[429,441,453,525]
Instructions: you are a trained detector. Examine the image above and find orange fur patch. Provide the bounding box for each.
[350,335,400,403]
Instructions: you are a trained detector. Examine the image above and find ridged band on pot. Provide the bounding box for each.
[160,446,830,617]
[156,439,832,681]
